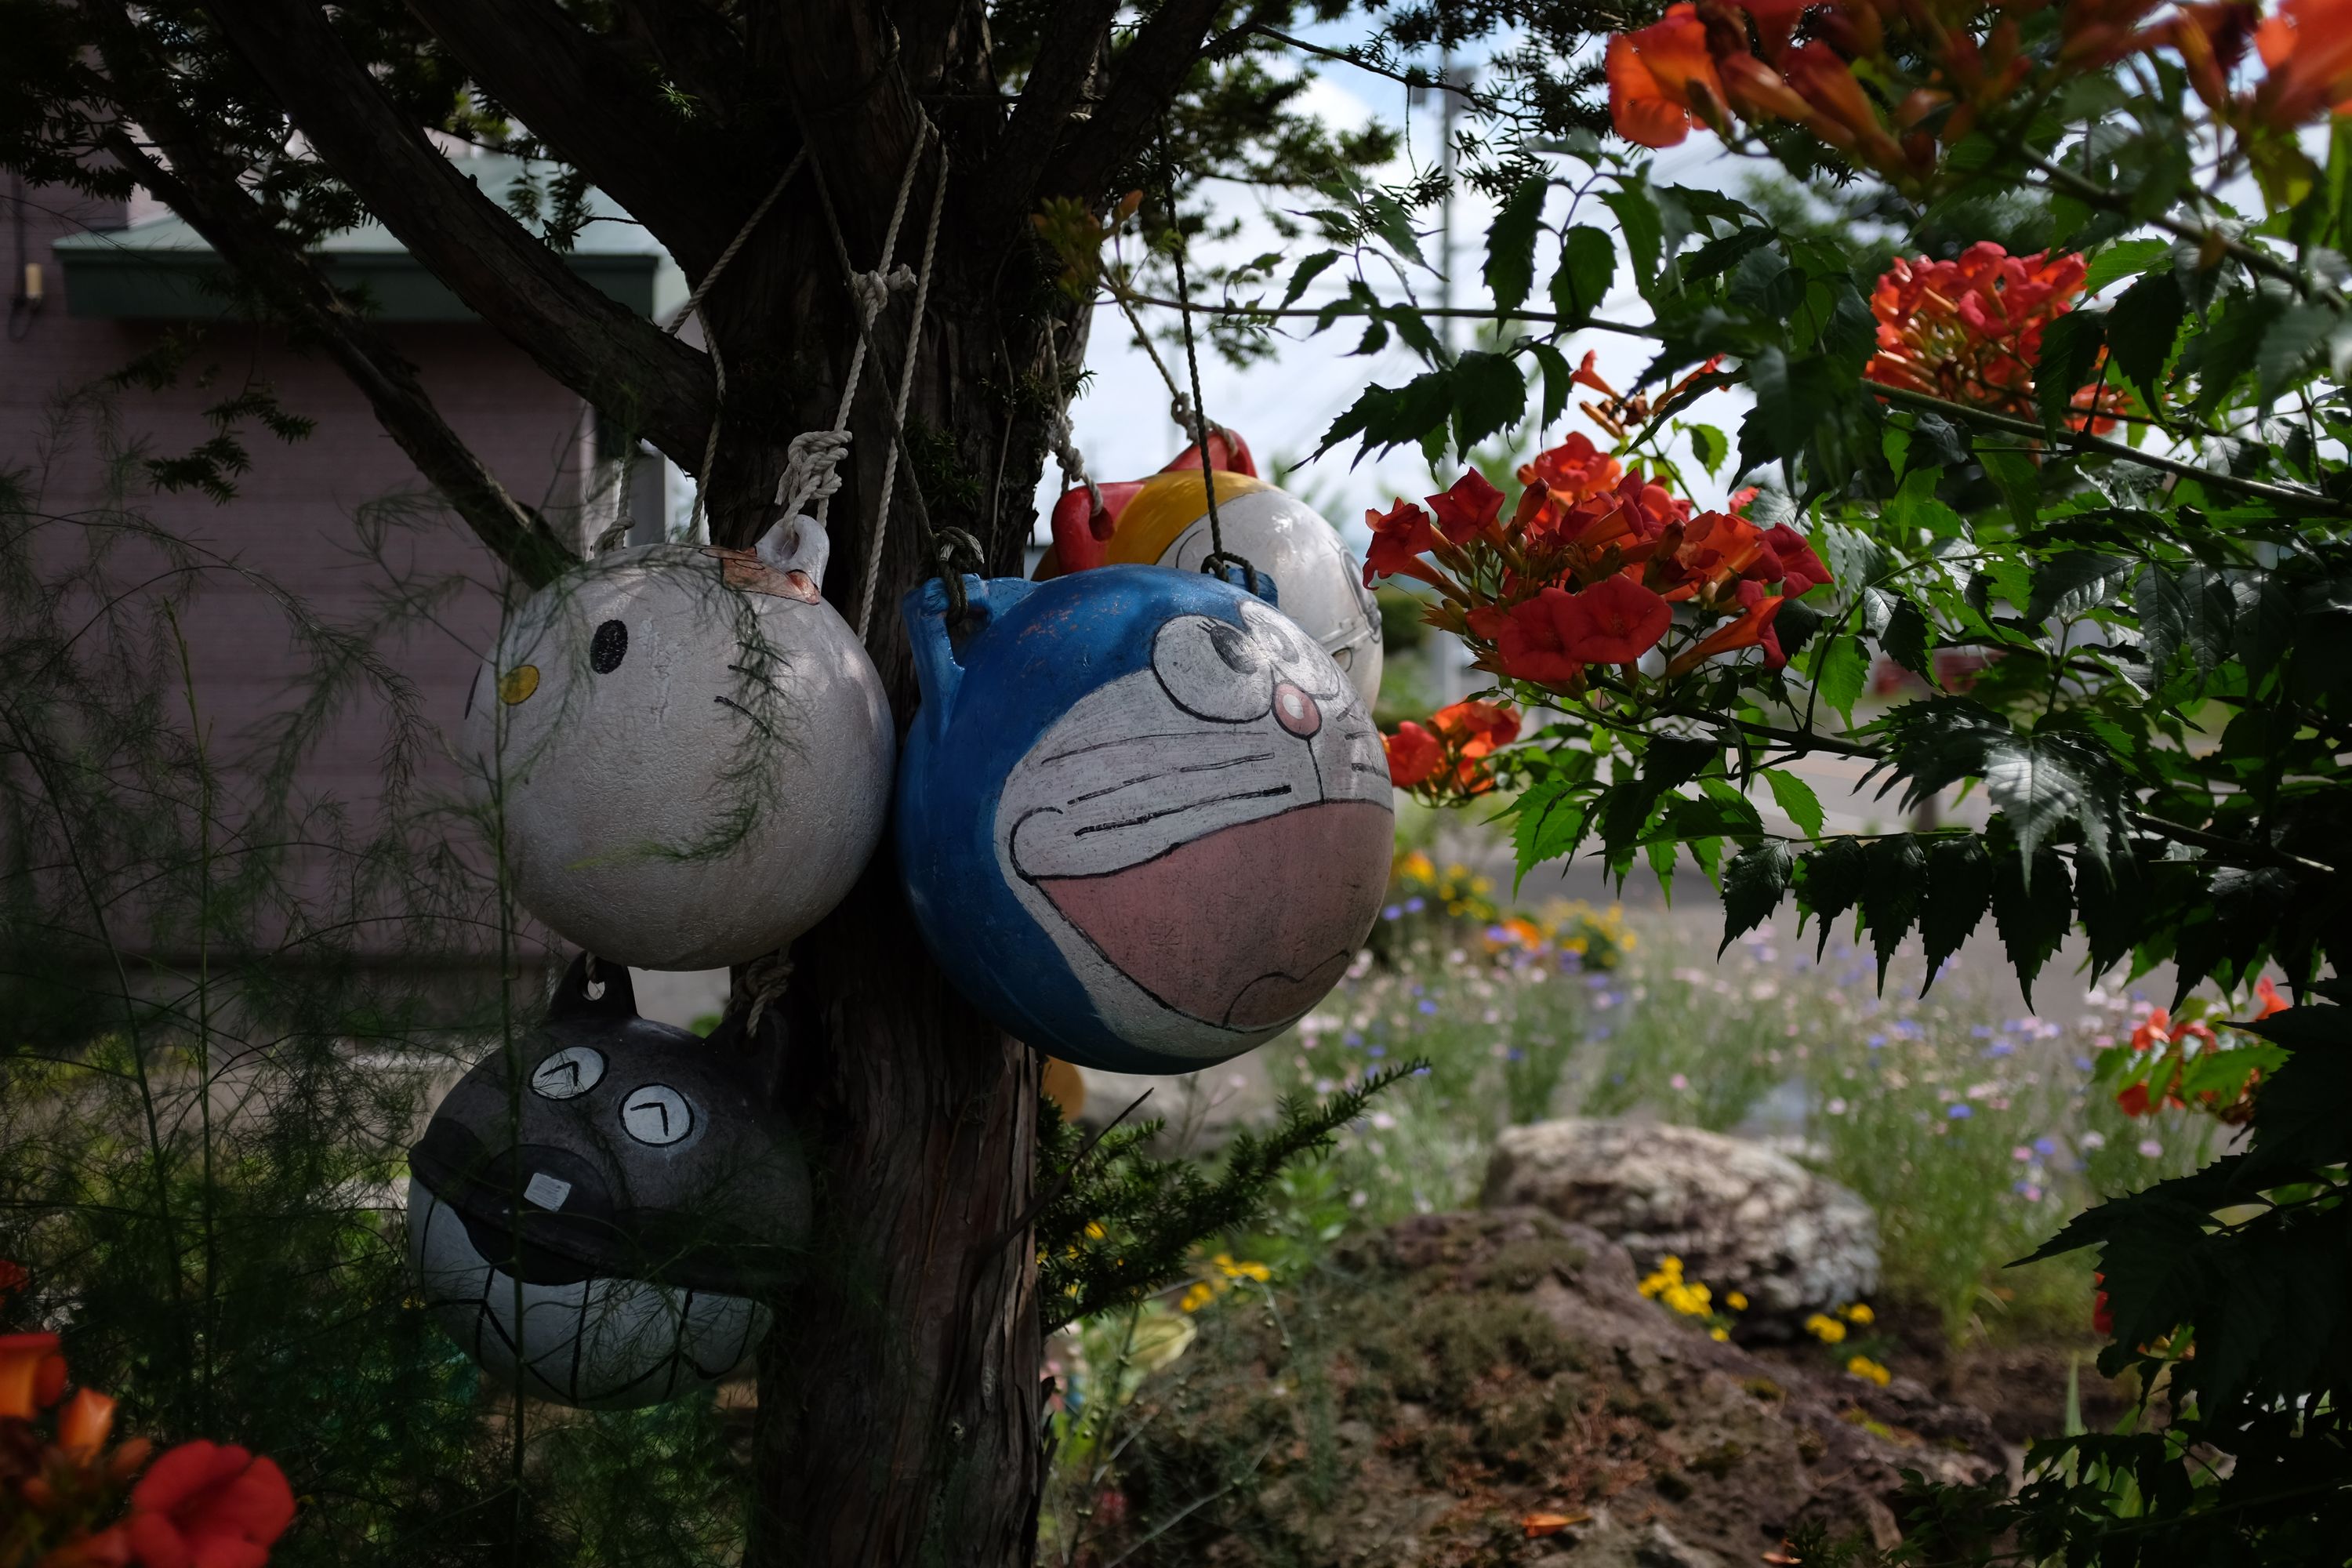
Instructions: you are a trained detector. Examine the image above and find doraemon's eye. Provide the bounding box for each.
[1152,615,1273,723]
[1239,601,1343,699]
[590,619,628,674]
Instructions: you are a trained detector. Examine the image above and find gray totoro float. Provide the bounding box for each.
[407,954,809,1408]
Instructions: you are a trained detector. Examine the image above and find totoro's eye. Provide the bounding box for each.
[1152,615,1272,723]
[619,1084,692,1146]
[590,619,628,674]
[531,1046,606,1100]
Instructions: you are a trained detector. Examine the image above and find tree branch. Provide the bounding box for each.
[404,0,770,276]
[1040,0,1225,203]
[194,0,717,472]
[89,115,572,586]
[763,2,931,263]
[1869,383,2338,514]
[614,0,753,114]
[988,0,1119,213]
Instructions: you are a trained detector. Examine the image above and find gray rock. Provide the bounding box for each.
[1482,1119,1878,1316]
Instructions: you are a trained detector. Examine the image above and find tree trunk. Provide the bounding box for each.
[712,140,1084,1566]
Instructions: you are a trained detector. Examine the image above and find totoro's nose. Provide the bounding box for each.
[1272,681,1320,738]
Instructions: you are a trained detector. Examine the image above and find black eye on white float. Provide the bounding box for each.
[460,514,894,971]
[407,955,808,1409]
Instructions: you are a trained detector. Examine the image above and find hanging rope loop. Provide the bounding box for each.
[777,429,853,520]
[1166,196,1251,581]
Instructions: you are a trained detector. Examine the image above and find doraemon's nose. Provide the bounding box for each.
[1273,682,1320,738]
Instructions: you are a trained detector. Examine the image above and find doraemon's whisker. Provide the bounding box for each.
[1073,785,1291,837]
[1346,762,1391,778]
[1038,730,1258,765]
[1064,752,1277,806]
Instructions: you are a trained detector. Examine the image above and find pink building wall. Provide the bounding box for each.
[5,179,609,953]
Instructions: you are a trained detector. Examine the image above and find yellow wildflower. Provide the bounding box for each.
[1178,1282,1214,1312]
[1084,1221,1106,1240]
[1805,1313,1849,1345]
[1725,1291,1749,1312]
[1400,850,1436,882]
[1710,1327,1730,1342]
[1842,1302,1875,1326]
[1846,1355,1892,1387]
[1219,1258,1272,1283]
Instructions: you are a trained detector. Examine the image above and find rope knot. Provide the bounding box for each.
[777,427,852,521]
[851,263,918,321]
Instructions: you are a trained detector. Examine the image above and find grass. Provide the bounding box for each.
[1239,861,2235,1346]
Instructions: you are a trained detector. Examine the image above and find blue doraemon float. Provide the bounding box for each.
[896,566,1394,1075]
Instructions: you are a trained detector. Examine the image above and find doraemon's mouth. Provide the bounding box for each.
[1035,799,1390,1031]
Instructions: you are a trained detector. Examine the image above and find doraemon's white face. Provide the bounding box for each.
[1152,489,1385,710]
[461,519,894,971]
[997,597,1392,1063]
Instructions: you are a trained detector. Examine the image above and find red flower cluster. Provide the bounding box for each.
[1865,243,2127,431]
[2107,977,2288,1120]
[1363,441,1831,713]
[1602,0,2349,181]
[1,1322,294,1568]
[1386,700,1523,795]
[2065,0,2348,129]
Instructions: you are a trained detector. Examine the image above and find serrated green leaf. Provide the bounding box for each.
[1761,768,1825,840]
[1602,186,1663,293]
[1798,837,1868,956]
[1599,736,1716,855]
[1552,225,1617,323]
[2106,268,2187,409]
[1979,446,2042,527]
[1719,841,1793,954]
[2025,552,2131,626]
[2194,286,2288,416]
[1990,832,2073,1003]
[1805,633,1869,726]
[1982,731,2118,869]
[2036,308,2107,431]
[2256,302,2337,407]
[1882,595,1933,680]
[1511,777,1588,891]
[1450,350,1528,456]
[1919,836,1993,993]
[1859,833,1928,986]
[2081,238,2169,297]
[1689,423,1727,477]
[1484,178,1548,318]
[1281,249,1341,309]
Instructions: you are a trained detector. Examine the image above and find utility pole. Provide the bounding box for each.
[1413,49,1475,705]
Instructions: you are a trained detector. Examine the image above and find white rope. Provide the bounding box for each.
[676,153,807,546]
[1040,314,1102,517]
[777,125,935,547]
[856,140,949,641]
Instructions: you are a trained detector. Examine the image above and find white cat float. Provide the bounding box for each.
[463,518,893,971]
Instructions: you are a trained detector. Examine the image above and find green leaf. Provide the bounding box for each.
[2136,562,2237,676]
[1281,249,1341,309]
[1805,633,1870,726]
[1512,778,1588,891]
[1798,837,1868,956]
[1552,225,1617,323]
[1450,350,1529,455]
[2035,308,2107,430]
[1918,836,1993,993]
[1599,736,1717,855]
[1882,595,1933,681]
[1719,841,1794,954]
[1529,342,1573,430]
[1484,178,1548,318]
[1881,468,1965,538]
[2025,552,2131,626]
[2194,286,2288,416]
[1689,423,1727,477]
[2256,302,2338,407]
[1761,768,1825,840]
[2081,238,2170,297]
[1602,186,1663,293]
[1982,731,2119,869]
[1978,446,2041,527]
[1989,832,2073,1003]
[2105,269,2187,408]
[1860,833,1928,986]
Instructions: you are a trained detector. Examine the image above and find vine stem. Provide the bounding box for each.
[1867,383,2338,514]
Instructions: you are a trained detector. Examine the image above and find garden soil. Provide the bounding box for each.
[1109,1209,2008,1567]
